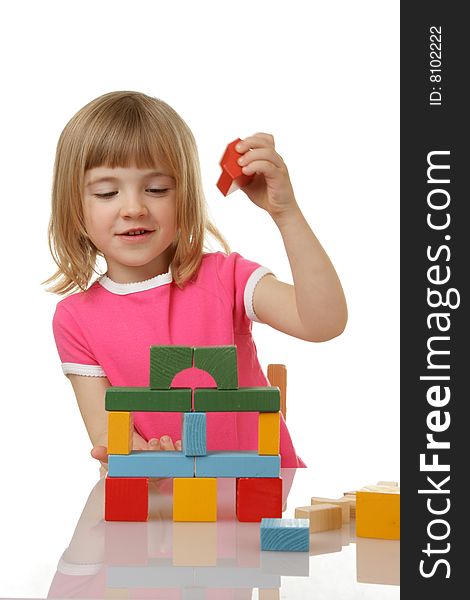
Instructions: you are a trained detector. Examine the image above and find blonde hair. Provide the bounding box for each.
[43,90,230,295]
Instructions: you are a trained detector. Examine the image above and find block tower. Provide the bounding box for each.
[104,345,283,523]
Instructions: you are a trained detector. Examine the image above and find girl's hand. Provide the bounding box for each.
[147,436,182,451]
[236,133,299,221]
[90,434,181,465]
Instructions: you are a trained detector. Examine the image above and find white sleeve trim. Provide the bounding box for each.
[244,266,274,323]
[62,363,107,377]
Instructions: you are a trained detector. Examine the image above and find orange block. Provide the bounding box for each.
[356,491,400,540]
[267,364,287,420]
[173,478,217,522]
[216,138,255,196]
[108,411,133,454]
[258,412,280,455]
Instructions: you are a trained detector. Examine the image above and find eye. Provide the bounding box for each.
[148,188,169,194]
[94,191,116,198]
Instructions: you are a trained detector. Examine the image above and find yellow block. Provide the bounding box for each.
[356,491,400,540]
[258,412,280,455]
[108,411,133,454]
[173,478,217,522]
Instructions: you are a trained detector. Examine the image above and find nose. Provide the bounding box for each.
[119,190,148,219]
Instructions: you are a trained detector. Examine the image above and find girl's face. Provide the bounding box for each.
[83,164,177,283]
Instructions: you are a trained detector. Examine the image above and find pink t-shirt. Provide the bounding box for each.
[52,251,305,467]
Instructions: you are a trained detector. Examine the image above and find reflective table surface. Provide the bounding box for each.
[0,468,399,599]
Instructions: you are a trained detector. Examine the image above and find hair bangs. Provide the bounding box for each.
[84,99,173,175]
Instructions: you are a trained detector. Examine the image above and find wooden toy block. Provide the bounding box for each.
[105,387,192,412]
[173,478,217,522]
[260,518,310,552]
[236,477,282,522]
[310,496,351,523]
[194,387,280,412]
[193,345,238,389]
[363,484,401,493]
[356,490,400,540]
[108,451,195,478]
[258,412,280,455]
[294,504,342,532]
[343,493,357,518]
[216,138,255,196]
[182,412,207,456]
[105,476,148,521]
[108,411,133,455]
[195,451,280,478]
[267,364,287,420]
[149,345,193,389]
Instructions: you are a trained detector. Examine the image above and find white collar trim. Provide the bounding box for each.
[98,267,173,295]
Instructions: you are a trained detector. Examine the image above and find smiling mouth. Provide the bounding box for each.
[118,229,155,236]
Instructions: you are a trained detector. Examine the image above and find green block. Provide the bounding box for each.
[193,387,280,412]
[193,346,238,389]
[150,346,193,389]
[106,387,192,412]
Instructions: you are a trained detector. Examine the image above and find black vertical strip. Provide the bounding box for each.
[401,1,466,596]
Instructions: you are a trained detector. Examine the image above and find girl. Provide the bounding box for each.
[45,90,347,471]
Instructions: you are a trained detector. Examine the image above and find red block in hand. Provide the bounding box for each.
[236,477,283,522]
[105,476,149,521]
[216,138,255,196]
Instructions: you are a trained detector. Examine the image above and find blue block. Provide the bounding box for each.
[182,412,207,456]
[195,452,280,478]
[108,451,195,477]
[260,518,310,552]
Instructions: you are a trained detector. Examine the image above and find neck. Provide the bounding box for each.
[105,247,173,284]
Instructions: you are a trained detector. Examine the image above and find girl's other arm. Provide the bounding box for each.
[67,375,181,467]
[236,133,348,342]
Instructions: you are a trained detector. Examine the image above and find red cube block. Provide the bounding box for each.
[105,476,149,521]
[236,477,283,522]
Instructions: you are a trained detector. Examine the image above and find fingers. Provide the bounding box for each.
[147,436,178,451]
[91,445,108,463]
[238,147,283,168]
[159,435,176,451]
[236,133,275,152]
[242,159,283,178]
[148,438,161,450]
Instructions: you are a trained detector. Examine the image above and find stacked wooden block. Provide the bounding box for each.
[105,345,283,523]
[295,496,351,533]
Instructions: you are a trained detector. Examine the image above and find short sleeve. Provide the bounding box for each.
[52,302,106,377]
[214,252,274,330]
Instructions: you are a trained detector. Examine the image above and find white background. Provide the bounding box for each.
[0,1,399,596]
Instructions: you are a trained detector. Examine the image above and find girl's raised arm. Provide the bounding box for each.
[236,133,348,342]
